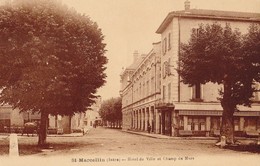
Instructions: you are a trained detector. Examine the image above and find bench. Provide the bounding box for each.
[179,130,193,136]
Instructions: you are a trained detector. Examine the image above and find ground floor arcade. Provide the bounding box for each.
[122,104,260,137]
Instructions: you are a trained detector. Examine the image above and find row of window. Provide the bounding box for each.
[162,32,172,55]
[162,83,203,102]
[162,58,172,78]
[162,83,171,102]
[180,116,260,131]
[132,76,158,102]
[123,78,155,106]
[161,82,260,103]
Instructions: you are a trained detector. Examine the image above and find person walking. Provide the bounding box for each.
[147,123,151,134]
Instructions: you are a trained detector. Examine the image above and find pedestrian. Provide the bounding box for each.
[147,124,151,134]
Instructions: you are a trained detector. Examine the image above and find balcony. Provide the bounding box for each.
[155,100,175,109]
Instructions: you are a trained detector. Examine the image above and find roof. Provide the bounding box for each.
[126,54,146,70]
[156,9,260,33]
[120,54,146,78]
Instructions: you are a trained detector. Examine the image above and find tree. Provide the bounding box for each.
[99,97,122,128]
[0,0,107,146]
[178,23,260,145]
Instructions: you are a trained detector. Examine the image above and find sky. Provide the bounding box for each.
[59,0,260,100]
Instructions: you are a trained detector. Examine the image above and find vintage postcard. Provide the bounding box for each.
[0,0,259,166]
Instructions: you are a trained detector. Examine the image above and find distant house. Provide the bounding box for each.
[83,96,102,128]
[0,105,41,133]
[0,96,102,134]
[121,0,260,137]
[48,96,102,134]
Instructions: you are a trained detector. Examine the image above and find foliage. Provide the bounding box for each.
[242,23,260,84]
[178,23,260,144]
[0,0,107,145]
[99,97,122,122]
[178,23,259,107]
[0,0,107,116]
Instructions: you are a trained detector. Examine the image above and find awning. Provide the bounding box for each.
[155,102,175,109]
[179,110,260,117]
[179,110,222,116]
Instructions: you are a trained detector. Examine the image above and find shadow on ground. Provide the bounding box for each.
[225,144,260,154]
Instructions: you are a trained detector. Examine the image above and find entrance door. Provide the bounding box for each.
[161,112,165,135]
[165,111,172,136]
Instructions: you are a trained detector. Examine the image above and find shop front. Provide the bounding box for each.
[177,110,260,137]
[155,103,175,136]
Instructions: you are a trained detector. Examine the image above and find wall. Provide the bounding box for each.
[160,18,179,103]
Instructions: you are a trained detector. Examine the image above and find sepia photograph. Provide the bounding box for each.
[0,0,259,165]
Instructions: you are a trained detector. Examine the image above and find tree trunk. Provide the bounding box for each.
[38,111,48,147]
[221,101,235,145]
[220,75,236,145]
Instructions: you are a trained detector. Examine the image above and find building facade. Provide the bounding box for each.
[0,96,102,134]
[83,96,102,128]
[121,1,260,137]
[120,43,161,133]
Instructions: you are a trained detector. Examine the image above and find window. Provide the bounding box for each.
[244,117,258,131]
[164,37,167,53]
[167,58,171,76]
[234,118,240,131]
[147,80,150,96]
[139,83,141,97]
[195,83,201,99]
[168,83,171,102]
[192,83,201,100]
[192,28,202,37]
[136,88,138,100]
[187,117,206,131]
[168,33,171,50]
[162,85,166,101]
[211,117,220,130]
[151,77,154,94]
[162,61,167,78]
[162,37,167,55]
[143,82,145,98]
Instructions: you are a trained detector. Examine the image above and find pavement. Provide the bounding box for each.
[1,128,258,141]
[0,127,92,139]
[0,131,85,139]
[122,129,260,142]
[122,129,219,140]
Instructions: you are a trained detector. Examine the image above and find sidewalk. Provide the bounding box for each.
[47,132,84,137]
[0,131,87,139]
[122,130,257,141]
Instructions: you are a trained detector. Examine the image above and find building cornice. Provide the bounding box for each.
[156,9,260,34]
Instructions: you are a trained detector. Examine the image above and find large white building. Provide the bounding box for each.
[120,44,161,133]
[121,1,260,137]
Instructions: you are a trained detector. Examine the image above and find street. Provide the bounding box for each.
[0,127,258,157]
[1,127,260,166]
[30,127,251,157]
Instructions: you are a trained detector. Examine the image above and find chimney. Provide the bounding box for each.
[133,50,139,62]
[184,0,190,10]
